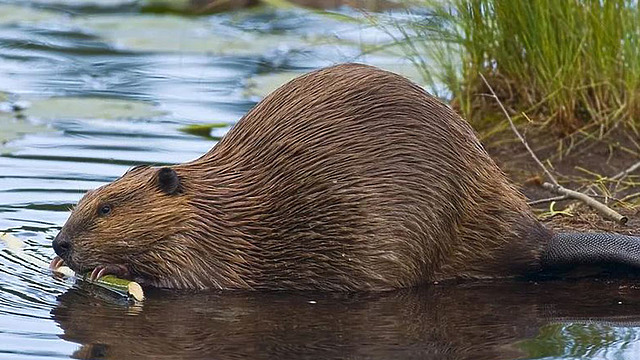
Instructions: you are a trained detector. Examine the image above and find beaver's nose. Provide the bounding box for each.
[52,233,72,259]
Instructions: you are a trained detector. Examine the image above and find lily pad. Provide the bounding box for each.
[244,62,424,99]
[0,112,51,150]
[180,122,230,139]
[0,4,64,26]
[244,71,302,98]
[24,97,165,120]
[73,14,280,55]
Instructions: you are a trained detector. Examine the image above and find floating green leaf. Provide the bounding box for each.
[25,97,165,120]
[180,122,230,139]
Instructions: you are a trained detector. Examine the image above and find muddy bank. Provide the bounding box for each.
[486,126,640,233]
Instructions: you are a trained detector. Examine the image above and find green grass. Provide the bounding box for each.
[393,0,640,136]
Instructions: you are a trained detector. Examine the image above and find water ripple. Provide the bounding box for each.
[3,1,638,359]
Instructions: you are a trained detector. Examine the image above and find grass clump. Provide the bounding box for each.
[394,0,640,136]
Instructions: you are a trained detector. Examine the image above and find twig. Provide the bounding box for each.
[479,74,559,187]
[612,160,640,181]
[479,73,628,225]
[619,192,640,204]
[583,160,640,196]
[528,193,624,206]
[527,196,568,206]
[541,182,628,225]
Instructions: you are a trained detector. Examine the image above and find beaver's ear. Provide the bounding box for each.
[157,167,181,195]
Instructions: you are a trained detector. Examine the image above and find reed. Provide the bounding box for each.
[394,0,640,136]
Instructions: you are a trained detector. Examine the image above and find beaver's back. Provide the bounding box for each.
[184,64,549,290]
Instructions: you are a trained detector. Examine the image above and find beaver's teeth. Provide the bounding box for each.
[49,256,64,270]
[89,267,101,281]
[96,267,107,280]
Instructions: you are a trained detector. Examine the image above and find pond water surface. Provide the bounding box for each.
[1,1,640,359]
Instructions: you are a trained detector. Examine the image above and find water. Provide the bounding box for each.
[1,1,640,359]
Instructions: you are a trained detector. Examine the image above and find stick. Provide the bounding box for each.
[611,160,640,181]
[479,73,628,225]
[527,196,568,206]
[0,232,144,302]
[619,192,640,204]
[541,182,628,225]
[52,265,144,302]
[479,74,559,186]
[583,159,640,196]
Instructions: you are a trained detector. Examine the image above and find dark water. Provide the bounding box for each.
[1,1,640,359]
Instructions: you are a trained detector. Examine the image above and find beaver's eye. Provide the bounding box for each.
[98,204,112,216]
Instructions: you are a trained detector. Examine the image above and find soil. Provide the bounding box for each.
[485,125,640,234]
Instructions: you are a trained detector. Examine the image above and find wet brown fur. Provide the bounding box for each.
[58,64,553,290]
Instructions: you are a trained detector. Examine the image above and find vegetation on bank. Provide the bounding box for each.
[395,0,640,137]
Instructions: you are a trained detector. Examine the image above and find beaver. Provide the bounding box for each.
[51,63,640,291]
[53,282,640,359]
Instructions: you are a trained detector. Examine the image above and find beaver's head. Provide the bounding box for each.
[51,165,193,287]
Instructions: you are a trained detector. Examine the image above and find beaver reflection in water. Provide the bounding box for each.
[51,64,640,290]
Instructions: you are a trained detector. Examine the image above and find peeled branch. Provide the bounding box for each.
[541,182,628,225]
[0,232,144,302]
[479,74,628,226]
[50,257,144,302]
[84,272,145,302]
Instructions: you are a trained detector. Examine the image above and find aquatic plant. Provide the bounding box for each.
[392,0,640,136]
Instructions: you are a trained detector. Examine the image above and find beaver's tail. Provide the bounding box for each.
[542,232,640,271]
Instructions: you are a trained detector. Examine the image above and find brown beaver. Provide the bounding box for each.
[51,63,640,290]
[52,282,640,359]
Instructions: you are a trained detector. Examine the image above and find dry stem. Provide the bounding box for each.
[541,182,628,225]
[527,196,568,206]
[479,74,559,187]
[612,160,640,182]
[479,73,628,225]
